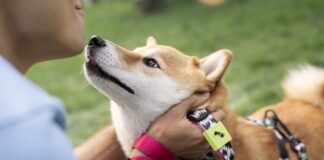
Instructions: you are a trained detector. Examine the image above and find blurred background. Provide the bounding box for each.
[26,0,324,146]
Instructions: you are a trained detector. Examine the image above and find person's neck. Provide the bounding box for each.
[0,46,33,74]
[0,21,34,74]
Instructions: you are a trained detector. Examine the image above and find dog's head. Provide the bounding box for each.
[84,36,232,112]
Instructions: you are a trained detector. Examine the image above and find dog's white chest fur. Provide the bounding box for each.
[110,101,165,156]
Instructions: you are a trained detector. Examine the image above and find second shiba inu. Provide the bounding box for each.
[83,36,324,159]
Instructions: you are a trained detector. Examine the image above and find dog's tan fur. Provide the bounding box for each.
[207,65,324,159]
[84,37,324,159]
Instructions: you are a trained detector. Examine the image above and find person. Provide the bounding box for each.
[0,0,225,159]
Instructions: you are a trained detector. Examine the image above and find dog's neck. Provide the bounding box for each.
[110,99,179,156]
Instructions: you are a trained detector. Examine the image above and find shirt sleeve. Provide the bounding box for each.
[0,110,76,160]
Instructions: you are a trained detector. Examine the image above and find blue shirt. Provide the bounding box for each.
[0,55,76,160]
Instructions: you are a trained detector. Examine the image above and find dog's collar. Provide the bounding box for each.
[188,109,235,160]
[247,110,308,160]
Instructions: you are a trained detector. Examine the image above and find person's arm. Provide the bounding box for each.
[74,125,126,160]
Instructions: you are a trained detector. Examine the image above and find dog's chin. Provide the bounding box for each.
[85,61,111,79]
[85,62,135,94]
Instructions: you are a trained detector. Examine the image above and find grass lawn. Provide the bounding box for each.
[26,0,324,146]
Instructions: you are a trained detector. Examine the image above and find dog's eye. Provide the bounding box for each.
[143,58,160,69]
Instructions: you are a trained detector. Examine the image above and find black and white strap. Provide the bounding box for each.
[188,109,234,160]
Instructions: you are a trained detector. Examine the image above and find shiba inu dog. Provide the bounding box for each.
[83,36,324,159]
[83,36,232,157]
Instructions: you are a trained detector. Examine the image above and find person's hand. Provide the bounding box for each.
[146,92,225,159]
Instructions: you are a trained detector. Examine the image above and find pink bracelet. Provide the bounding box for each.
[131,156,155,160]
[132,134,178,160]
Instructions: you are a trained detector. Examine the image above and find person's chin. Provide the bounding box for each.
[54,39,85,60]
[67,44,85,57]
[66,34,85,56]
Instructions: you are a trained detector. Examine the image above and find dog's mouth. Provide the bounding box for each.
[86,61,135,94]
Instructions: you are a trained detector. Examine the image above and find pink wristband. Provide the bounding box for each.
[131,156,155,160]
[132,134,178,160]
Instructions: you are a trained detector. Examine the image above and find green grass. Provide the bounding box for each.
[26,0,324,146]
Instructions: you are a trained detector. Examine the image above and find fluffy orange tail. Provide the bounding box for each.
[282,65,324,108]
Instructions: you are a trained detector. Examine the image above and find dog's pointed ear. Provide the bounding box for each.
[200,49,233,82]
[146,36,157,47]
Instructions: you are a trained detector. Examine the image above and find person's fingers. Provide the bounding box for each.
[190,123,204,137]
[186,133,210,158]
[210,109,226,122]
[172,92,209,114]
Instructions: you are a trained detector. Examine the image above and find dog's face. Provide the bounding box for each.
[84,36,232,112]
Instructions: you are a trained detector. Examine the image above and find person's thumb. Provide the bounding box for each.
[172,92,209,115]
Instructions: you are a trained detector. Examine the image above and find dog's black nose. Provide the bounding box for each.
[89,36,106,47]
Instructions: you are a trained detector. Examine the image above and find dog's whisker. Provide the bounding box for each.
[81,80,90,88]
